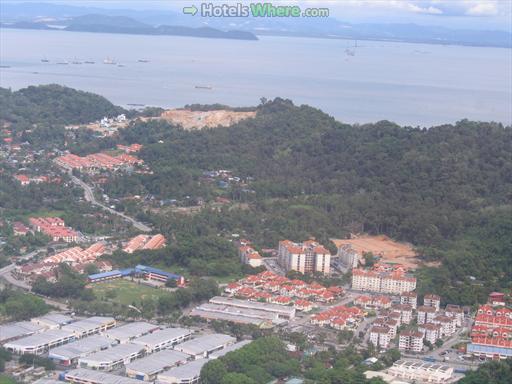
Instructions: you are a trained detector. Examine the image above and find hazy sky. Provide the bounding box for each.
[4,0,512,31]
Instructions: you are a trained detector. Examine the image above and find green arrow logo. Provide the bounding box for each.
[183,5,198,16]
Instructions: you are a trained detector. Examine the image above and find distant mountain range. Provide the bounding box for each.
[1,2,511,47]
[1,13,258,41]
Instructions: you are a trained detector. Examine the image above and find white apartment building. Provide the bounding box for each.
[424,294,441,311]
[392,304,413,325]
[336,244,360,269]
[432,315,457,337]
[351,269,416,294]
[369,326,391,350]
[398,330,424,353]
[419,323,442,345]
[400,292,418,309]
[445,305,464,327]
[417,306,437,325]
[386,319,399,338]
[278,240,331,275]
[239,245,263,268]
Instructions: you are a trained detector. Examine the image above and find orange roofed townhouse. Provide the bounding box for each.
[54,151,143,171]
[123,234,166,253]
[278,239,331,275]
[468,305,512,359]
[29,217,78,243]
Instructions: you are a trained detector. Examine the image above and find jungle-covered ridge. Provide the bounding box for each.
[1,86,511,305]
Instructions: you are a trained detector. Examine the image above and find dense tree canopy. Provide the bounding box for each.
[0,289,49,321]
[113,99,512,304]
[0,84,124,126]
[458,359,512,384]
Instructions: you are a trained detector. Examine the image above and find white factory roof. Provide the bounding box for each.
[4,329,74,348]
[104,321,159,341]
[156,358,208,382]
[0,321,43,342]
[191,303,287,325]
[392,359,453,373]
[125,349,189,376]
[79,343,144,364]
[33,379,62,384]
[209,296,296,316]
[49,335,113,360]
[31,313,73,327]
[209,340,251,359]
[132,327,192,348]
[65,368,143,384]
[62,316,115,334]
[174,333,236,356]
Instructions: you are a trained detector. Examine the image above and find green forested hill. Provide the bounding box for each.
[116,99,512,304]
[3,89,511,305]
[0,84,124,126]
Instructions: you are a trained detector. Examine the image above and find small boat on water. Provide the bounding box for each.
[138,59,150,63]
[57,61,69,65]
[41,57,49,63]
[103,57,116,65]
[72,58,83,64]
[84,60,95,64]
[195,85,213,90]
[117,64,125,67]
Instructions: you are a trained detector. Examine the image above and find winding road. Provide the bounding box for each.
[69,173,152,232]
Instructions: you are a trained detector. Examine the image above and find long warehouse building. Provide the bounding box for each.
[62,317,116,339]
[63,368,144,384]
[174,333,236,359]
[4,329,75,355]
[125,349,189,381]
[132,327,192,352]
[78,343,145,371]
[156,358,208,384]
[209,296,296,319]
[49,335,114,366]
[104,321,159,344]
[0,321,44,344]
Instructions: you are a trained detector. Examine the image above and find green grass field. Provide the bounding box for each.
[91,279,170,306]
[0,375,17,384]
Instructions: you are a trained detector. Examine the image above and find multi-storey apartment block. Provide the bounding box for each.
[400,292,418,309]
[432,315,457,337]
[423,294,441,311]
[369,326,392,350]
[417,306,437,325]
[278,240,331,275]
[392,304,414,325]
[419,323,442,345]
[352,269,416,294]
[399,330,424,353]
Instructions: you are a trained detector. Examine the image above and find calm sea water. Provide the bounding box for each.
[1,28,511,126]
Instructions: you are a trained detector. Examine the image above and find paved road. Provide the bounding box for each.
[0,257,69,311]
[70,173,152,232]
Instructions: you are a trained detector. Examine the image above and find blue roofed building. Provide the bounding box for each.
[88,265,184,285]
[134,265,185,285]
